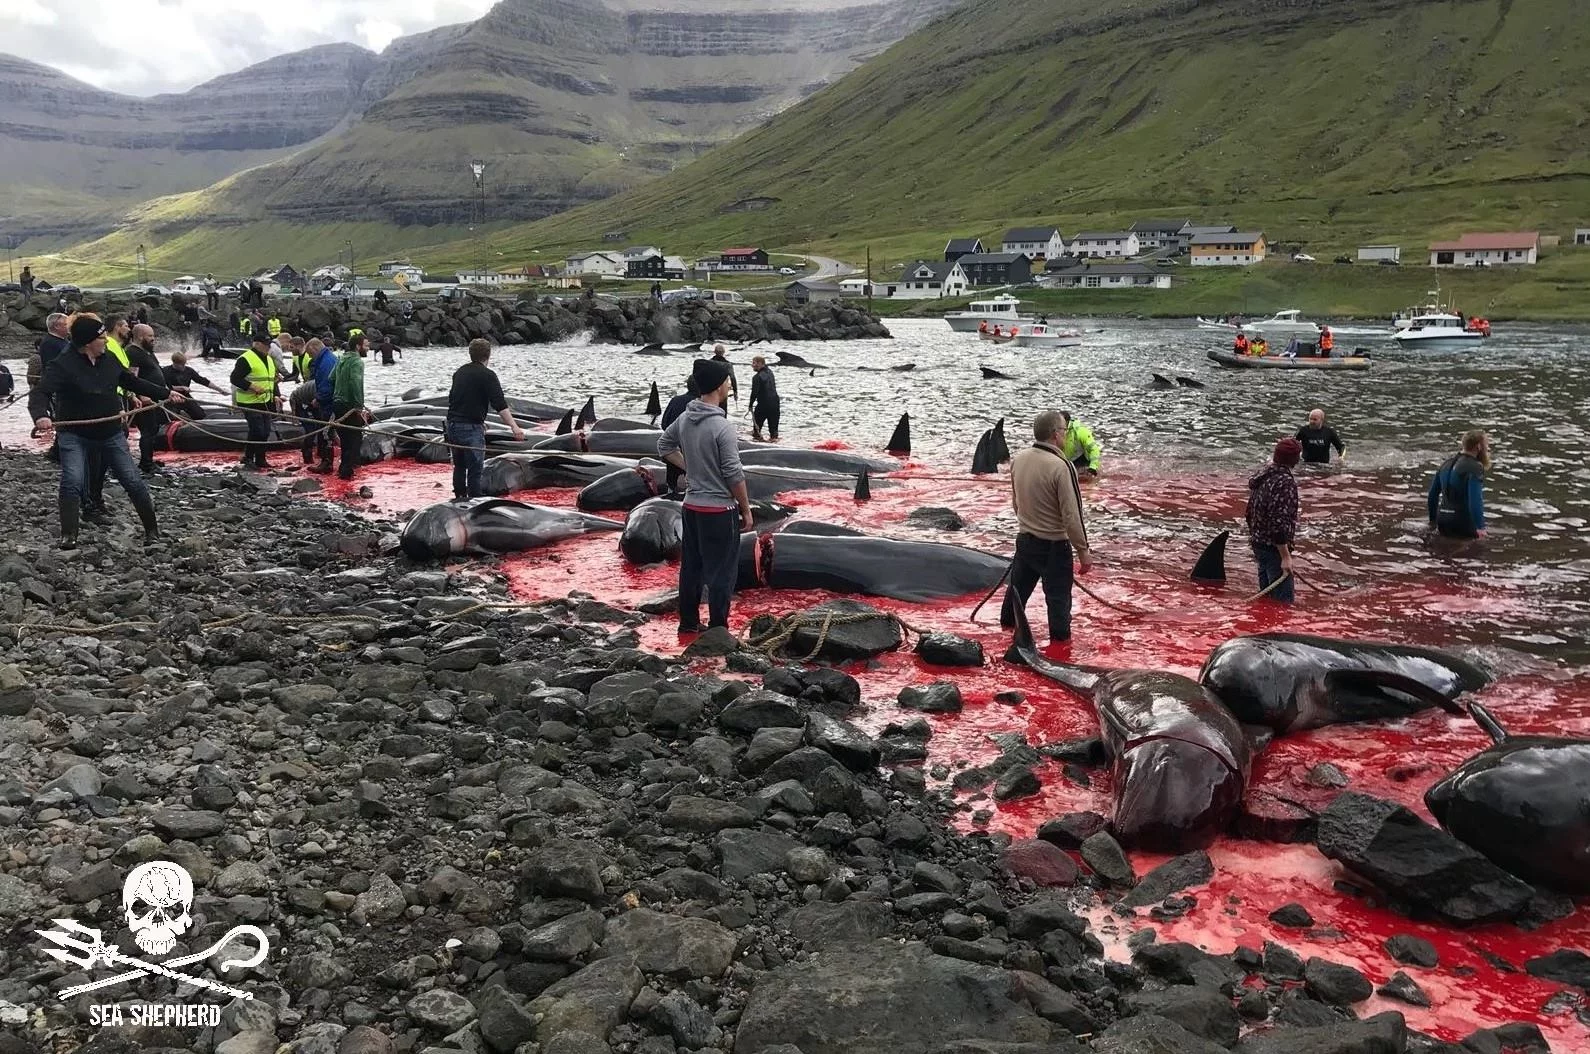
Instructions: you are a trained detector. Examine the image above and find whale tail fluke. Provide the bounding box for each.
[1190,531,1229,582]
[886,413,911,456]
[1468,702,1509,743]
[578,397,598,429]
[555,409,576,436]
[854,468,872,501]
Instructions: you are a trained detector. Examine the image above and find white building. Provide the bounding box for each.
[1000,227,1065,262]
[1428,232,1539,267]
[1070,232,1141,258]
[1043,261,1172,289]
[564,251,627,277]
[456,269,507,286]
[621,245,663,263]
[838,277,873,296]
[378,259,415,277]
[1575,228,1590,246]
[884,260,969,300]
[1357,245,1401,263]
[1128,219,1192,253]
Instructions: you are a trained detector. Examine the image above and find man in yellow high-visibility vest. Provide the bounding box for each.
[229,334,280,470]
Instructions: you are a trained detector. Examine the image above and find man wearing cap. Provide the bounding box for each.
[1246,437,1302,604]
[230,334,280,470]
[29,316,180,548]
[1001,410,1094,650]
[658,359,754,633]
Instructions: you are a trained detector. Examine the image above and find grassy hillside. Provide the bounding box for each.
[447,0,1590,272]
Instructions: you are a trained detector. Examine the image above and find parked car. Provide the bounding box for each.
[53,284,81,297]
[136,284,172,297]
[215,284,239,297]
[1333,255,1353,265]
[1291,253,1316,263]
[437,286,470,302]
[1377,258,1400,266]
[172,281,206,296]
[778,266,797,275]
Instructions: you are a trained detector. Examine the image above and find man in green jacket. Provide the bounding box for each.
[330,335,369,480]
[1059,411,1102,476]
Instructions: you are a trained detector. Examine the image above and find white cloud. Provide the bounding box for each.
[0,0,495,95]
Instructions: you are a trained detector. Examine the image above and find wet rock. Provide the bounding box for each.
[1458,1023,1550,1054]
[522,909,606,962]
[1262,941,1305,981]
[1235,1011,1407,1054]
[652,989,717,1049]
[1303,957,1372,1005]
[1121,851,1214,908]
[734,940,1055,1054]
[1079,831,1134,887]
[683,626,739,657]
[1091,1015,1228,1054]
[1134,942,1241,990]
[898,681,963,713]
[475,986,538,1052]
[905,506,966,531]
[914,632,984,667]
[1239,791,1319,843]
[1268,902,1314,928]
[1377,970,1431,1007]
[1001,839,1078,887]
[1384,935,1439,969]
[718,827,801,880]
[1523,948,1590,990]
[1037,811,1108,849]
[599,908,736,978]
[778,599,902,661]
[529,957,644,1041]
[719,690,804,733]
[1315,792,1533,924]
[522,841,606,902]
[993,764,1041,801]
[806,712,880,771]
[1123,987,1241,1047]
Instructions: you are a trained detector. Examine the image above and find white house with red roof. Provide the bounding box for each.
[1427,232,1540,267]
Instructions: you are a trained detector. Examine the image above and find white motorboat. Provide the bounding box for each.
[945,294,1033,332]
[979,322,1082,348]
[1390,311,1487,347]
[1197,309,1322,338]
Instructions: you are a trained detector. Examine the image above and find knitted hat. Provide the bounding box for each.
[68,316,106,346]
[1274,437,1303,467]
[691,357,732,395]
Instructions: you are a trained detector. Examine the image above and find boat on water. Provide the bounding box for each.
[1207,350,1371,371]
[978,322,1083,348]
[1391,311,1488,347]
[1196,309,1323,338]
[945,294,1033,332]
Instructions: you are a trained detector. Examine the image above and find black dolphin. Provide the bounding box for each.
[1425,703,1590,893]
[1198,633,1490,733]
[775,351,828,370]
[1011,637,1252,851]
[576,463,670,512]
[1150,373,1175,388]
[480,453,646,495]
[739,447,896,474]
[619,497,794,564]
[980,365,1015,380]
[645,382,662,423]
[735,527,1006,602]
[970,418,1011,474]
[590,417,656,432]
[400,498,620,560]
[885,413,911,456]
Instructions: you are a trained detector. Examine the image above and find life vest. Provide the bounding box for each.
[267,317,283,337]
[295,351,312,380]
[106,336,130,395]
[1319,329,1334,351]
[239,317,253,335]
[1234,334,1249,353]
[235,348,277,406]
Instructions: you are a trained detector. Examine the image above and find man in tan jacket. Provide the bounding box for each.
[1001,410,1095,649]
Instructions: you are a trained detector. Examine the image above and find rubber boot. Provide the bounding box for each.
[58,497,80,550]
[82,502,110,526]
[132,491,160,546]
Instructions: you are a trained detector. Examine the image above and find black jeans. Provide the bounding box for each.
[1252,543,1295,604]
[332,403,362,480]
[242,408,272,467]
[678,507,740,629]
[136,409,164,469]
[1000,533,1074,641]
[752,400,781,438]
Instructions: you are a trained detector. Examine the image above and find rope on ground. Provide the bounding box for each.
[743,607,921,661]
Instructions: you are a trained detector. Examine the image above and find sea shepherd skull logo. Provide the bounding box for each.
[40,861,270,1001]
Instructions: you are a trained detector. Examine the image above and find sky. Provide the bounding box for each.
[1,0,497,95]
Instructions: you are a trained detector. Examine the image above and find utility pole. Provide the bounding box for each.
[4,236,13,282]
[470,160,486,281]
[135,244,148,284]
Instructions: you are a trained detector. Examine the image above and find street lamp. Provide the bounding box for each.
[470,160,487,279]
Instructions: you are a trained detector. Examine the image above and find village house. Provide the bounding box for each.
[626,252,667,279]
[1043,261,1172,290]
[943,237,985,262]
[377,259,414,277]
[1070,232,1141,258]
[1357,245,1402,263]
[456,269,506,287]
[1000,227,1065,262]
[785,281,845,306]
[662,256,688,280]
[1190,231,1267,266]
[718,247,771,271]
[956,252,1032,287]
[1129,219,1192,254]
[564,251,626,277]
[621,246,663,263]
[500,264,547,281]
[1184,224,1237,241]
[1427,232,1540,267]
[838,277,873,297]
[1576,228,1590,247]
[884,260,969,300]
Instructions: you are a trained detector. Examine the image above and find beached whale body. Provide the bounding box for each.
[399,499,619,560]
[735,526,1007,602]
[1198,633,1490,733]
[480,453,646,495]
[1425,704,1590,893]
[1013,639,1253,851]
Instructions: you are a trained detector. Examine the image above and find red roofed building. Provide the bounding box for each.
[1428,232,1539,267]
[718,247,770,271]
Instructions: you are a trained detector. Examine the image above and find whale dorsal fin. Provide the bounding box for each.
[1321,668,1466,718]
[1468,702,1509,743]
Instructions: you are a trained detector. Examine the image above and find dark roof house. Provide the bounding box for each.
[944,237,985,261]
[956,252,1032,286]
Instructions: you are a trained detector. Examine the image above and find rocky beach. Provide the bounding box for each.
[0,433,1580,1054]
[0,290,889,362]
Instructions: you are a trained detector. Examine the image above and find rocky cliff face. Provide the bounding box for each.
[3,0,965,240]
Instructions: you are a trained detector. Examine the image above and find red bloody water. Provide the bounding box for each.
[6,415,1586,1044]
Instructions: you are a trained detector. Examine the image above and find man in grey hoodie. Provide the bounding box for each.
[659,358,754,633]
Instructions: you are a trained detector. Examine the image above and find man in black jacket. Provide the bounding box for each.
[29,316,181,548]
[125,324,168,473]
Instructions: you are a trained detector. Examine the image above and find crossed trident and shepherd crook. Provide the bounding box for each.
[39,861,270,1001]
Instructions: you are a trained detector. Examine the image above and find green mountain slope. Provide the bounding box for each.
[465,0,1590,266]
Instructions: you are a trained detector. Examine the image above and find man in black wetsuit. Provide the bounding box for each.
[1427,430,1490,540]
[1295,408,1345,464]
[163,352,226,420]
[748,356,780,441]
